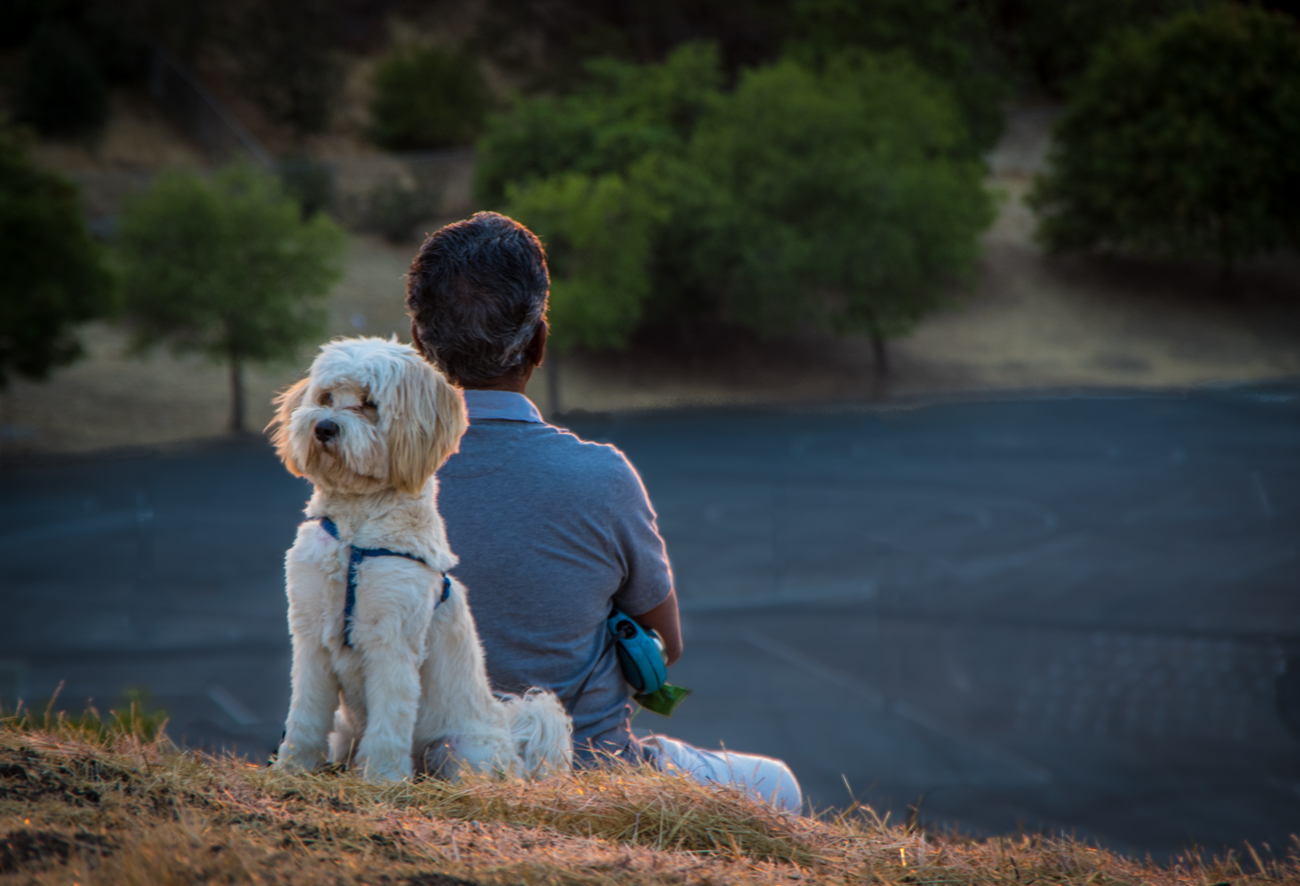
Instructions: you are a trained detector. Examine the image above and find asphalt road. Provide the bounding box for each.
[2,381,1298,858]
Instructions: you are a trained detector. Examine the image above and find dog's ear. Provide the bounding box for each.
[268,378,310,476]
[387,361,468,495]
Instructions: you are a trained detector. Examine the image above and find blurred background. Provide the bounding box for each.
[1,0,1298,862]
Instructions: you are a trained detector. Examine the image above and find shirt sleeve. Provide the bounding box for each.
[604,450,675,617]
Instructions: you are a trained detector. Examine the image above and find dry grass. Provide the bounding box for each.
[1,713,1296,886]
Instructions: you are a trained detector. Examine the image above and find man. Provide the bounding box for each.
[406,211,801,812]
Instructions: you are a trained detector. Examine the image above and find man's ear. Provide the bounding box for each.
[529,320,548,368]
[268,378,310,476]
[387,361,468,495]
[430,370,468,467]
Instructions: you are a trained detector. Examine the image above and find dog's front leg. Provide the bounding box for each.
[354,641,422,781]
[274,638,339,771]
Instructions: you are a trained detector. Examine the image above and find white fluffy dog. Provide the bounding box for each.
[268,337,572,782]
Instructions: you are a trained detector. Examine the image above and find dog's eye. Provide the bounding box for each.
[362,400,377,411]
[318,391,332,407]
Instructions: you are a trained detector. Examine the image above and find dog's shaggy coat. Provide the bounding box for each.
[268,337,572,782]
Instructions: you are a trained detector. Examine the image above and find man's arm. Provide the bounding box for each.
[632,589,682,667]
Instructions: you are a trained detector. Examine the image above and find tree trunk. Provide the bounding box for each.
[546,351,562,419]
[229,357,246,434]
[870,331,890,379]
[869,328,889,401]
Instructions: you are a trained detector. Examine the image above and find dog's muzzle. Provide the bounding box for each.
[314,418,339,443]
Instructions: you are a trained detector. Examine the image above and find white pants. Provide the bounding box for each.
[642,734,803,814]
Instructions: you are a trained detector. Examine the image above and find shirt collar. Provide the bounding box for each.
[463,389,545,424]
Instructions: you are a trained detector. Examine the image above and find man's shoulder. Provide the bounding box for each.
[531,423,639,482]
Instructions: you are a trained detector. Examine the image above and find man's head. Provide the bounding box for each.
[406,212,549,388]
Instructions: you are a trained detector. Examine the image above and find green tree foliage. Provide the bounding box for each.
[477,43,721,362]
[677,53,994,374]
[0,129,116,387]
[15,23,109,139]
[478,44,993,378]
[475,42,723,206]
[789,0,1006,151]
[116,166,346,432]
[504,168,665,354]
[368,45,492,150]
[1028,3,1300,282]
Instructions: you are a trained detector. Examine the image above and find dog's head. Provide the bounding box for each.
[268,337,467,495]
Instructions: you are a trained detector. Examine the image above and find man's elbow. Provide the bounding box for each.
[632,590,683,667]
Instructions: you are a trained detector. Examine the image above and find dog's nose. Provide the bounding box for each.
[314,418,339,442]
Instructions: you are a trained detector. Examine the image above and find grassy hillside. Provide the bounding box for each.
[1,711,1293,885]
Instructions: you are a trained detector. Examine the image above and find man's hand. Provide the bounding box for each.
[632,590,683,666]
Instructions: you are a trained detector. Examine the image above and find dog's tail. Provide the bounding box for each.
[503,688,573,775]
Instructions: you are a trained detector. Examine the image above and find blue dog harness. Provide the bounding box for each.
[313,516,451,648]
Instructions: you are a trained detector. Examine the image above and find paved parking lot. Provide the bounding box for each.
[2,381,1297,857]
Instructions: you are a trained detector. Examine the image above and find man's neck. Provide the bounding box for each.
[459,370,533,395]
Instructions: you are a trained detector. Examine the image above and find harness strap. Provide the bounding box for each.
[313,517,451,648]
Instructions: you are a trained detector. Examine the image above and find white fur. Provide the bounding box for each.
[269,337,573,782]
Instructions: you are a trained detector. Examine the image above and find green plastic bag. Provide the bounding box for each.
[634,683,691,717]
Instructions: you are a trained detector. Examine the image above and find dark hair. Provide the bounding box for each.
[405,211,549,385]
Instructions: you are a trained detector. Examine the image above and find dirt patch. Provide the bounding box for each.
[0,828,112,874]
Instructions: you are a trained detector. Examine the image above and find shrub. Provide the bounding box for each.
[0,128,116,388]
[369,45,492,150]
[116,165,346,432]
[15,23,109,140]
[676,52,994,375]
[278,157,337,219]
[1028,3,1300,283]
[364,169,446,243]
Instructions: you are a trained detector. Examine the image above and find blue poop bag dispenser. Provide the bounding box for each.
[607,609,691,716]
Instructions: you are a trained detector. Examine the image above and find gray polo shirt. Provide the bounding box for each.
[436,390,674,753]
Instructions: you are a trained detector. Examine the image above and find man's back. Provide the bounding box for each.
[435,390,673,752]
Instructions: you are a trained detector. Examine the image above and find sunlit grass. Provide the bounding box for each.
[0,708,1295,885]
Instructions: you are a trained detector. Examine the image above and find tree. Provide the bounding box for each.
[476,44,992,383]
[0,128,117,388]
[502,166,666,412]
[116,165,346,433]
[476,42,724,408]
[369,45,492,150]
[1028,4,1300,287]
[675,52,994,378]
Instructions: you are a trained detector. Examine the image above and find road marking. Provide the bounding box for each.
[1250,472,1274,519]
[951,533,1088,582]
[207,684,260,726]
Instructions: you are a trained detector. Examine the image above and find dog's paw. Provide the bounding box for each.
[272,743,327,772]
[355,753,413,783]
